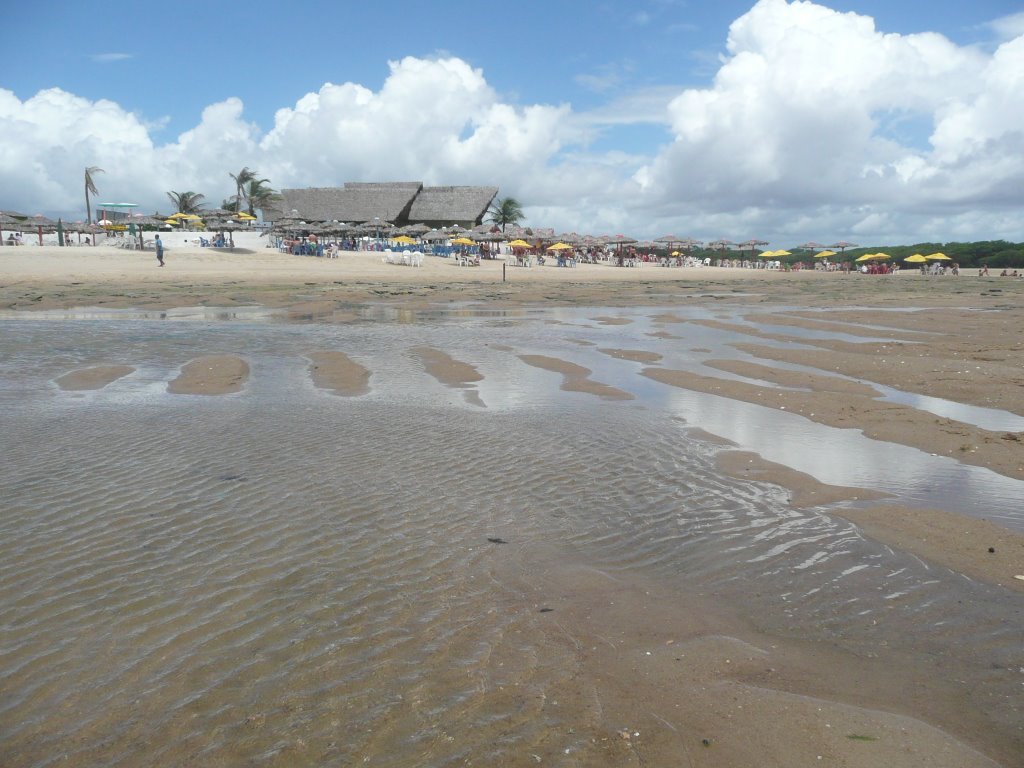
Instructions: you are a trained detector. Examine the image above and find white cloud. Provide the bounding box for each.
[90,53,133,63]
[1,1,1023,246]
[629,0,1024,242]
[985,11,1024,42]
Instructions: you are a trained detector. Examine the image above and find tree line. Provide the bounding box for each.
[759,242,1024,269]
[83,166,280,222]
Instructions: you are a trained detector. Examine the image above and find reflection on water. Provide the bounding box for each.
[1,305,1021,766]
[0,305,280,322]
[874,384,1024,432]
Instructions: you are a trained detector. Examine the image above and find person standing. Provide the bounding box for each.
[155,234,164,267]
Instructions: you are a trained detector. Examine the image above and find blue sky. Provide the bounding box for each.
[2,0,1023,244]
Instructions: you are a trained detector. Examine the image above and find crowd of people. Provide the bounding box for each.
[254,233,1024,277]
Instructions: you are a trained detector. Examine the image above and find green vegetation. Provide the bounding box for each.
[84,166,103,224]
[242,178,279,216]
[682,240,1024,268]
[487,197,525,232]
[229,167,258,213]
[819,241,1024,268]
[166,191,207,214]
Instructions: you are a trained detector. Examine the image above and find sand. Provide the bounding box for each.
[167,354,250,395]
[4,241,1024,766]
[306,351,372,396]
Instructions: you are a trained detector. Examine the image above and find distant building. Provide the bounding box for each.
[260,182,498,229]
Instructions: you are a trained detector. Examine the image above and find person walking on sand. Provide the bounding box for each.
[155,234,164,267]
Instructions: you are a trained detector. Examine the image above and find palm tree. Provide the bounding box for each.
[243,178,279,216]
[221,198,240,213]
[229,167,260,214]
[166,191,207,214]
[84,166,104,224]
[487,197,525,232]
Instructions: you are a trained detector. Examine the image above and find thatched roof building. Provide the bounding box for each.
[261,182,498,229]
[407,186,498,229]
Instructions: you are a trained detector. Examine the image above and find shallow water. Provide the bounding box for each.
[1,305,1022,766]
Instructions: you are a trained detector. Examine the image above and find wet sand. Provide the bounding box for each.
[3,244,1024,766]
[55,364,134,391]
[518,354,635,400]
[307,351,372,396]
[167,355,249,395]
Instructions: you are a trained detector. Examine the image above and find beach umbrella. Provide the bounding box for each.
[740,238,769,255]
[925,252,951,261]
[546,242,573,251]
[0,210,28,244]
[507,239,532,248]
[470,230,504,242]
[27,214,56,244]
[855,253,877,262]
[758,250,779,258]
[322,221,352,236]
[814,250,836,258]
[829,240,858,254]
[904,254,928,263]
[236,212,257,221]
[606,234,637,246]
[421,229,450,242]
[450,237,476,246]
[871,252,891,260]
[392,235,417,245]
[773,250,792,257]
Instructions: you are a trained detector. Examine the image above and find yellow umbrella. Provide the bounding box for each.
[182,214,202,221]
[925,252,951,260]
[814,249,836,258]
[773,250,792,257]
[872,252,891,260]
[671,250,680,256]
[546,242,573,251]
[168,212,188,219]
[758,250,778,258]
[904,254,928,263]
[507,239,532,248]
[163,218,178,225]
[450,237,475,246]
[855,253,876,262]
[236,212,257,221]
[392,235,417,245]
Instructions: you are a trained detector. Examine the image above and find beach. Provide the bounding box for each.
[1,241,1022,767]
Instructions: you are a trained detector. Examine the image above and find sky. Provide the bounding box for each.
[1,0,1023,247]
